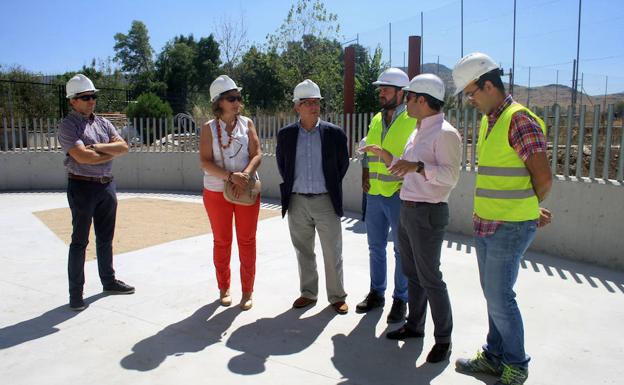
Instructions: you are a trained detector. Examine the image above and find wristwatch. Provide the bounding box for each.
[415,161,424,173]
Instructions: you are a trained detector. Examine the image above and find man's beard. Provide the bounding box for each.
[381,94,399,110]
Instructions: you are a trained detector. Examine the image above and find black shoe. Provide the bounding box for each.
[103,279,135,294]
[69,297,88,311]
[386,325,424,340]
[426,342,452,363]
[386,298,407,323]
[356,291,385,313]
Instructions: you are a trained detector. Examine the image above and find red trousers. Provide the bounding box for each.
[203,189,260,293]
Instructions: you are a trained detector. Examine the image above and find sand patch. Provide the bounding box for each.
[33,197,280,260]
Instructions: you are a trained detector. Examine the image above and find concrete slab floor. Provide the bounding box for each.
[1,191,623,385]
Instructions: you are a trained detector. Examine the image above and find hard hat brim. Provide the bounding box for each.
[66,88,99,99]
[211,86,243,102]
[293,96,324,102]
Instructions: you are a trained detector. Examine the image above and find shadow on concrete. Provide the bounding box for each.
[343,218,366,234]
[226,307,336,375]
[120,300,239,371]
[0,292,106,350]
[443,231,624,295]
[332,310,449,385]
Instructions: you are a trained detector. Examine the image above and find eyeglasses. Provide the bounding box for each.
[75,94,98,101]
[464,86,482,100]
[224,95,242,103]
[300,99,321,107]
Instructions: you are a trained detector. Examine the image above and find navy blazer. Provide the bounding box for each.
[276,120,350,218]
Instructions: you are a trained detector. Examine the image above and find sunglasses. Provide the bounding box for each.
[75,94,98,101]
[223,95,242,103]
[300,99,321,107]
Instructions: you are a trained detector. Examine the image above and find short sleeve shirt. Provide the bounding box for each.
[57,111,121,177]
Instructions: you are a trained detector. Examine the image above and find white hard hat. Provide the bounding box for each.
[292,79,323,102]
[66,74,98,99]
[403,73,445,102]
[452,52,500,95]
[210,75,242,102]
[372,67,409,88]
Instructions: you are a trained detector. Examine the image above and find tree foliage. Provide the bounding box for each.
[267,0,341,51]
[155,34,221,114]
[354,46,384,113]
[114,21,154,75]
[237,46,287,112]
[214,13,249,73]
[125,92,172,118]
[113,21,160,97]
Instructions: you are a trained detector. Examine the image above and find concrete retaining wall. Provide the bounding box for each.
[2,152,623,270]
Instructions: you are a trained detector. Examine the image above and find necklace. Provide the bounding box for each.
[216,119,236,149]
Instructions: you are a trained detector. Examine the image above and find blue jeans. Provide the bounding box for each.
[67,179,118,298]
[364,193,408,302]
[475,220,537,368]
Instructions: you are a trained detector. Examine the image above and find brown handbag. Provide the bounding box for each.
[217,130,260,206]
[223,176,261,206]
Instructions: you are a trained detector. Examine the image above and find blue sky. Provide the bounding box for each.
[1,0,623,94]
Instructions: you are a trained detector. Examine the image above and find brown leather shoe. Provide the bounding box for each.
[292,296,317,308]
[332,301,349,315]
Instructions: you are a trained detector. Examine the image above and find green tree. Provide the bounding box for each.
[126,92,172,118]
[277,34,343,112]
[113,21,157,96]
[354,46,384,113]
[155,34,221,114]
[237,46,287,112]
[125,93,173,145]
[0,65,58,118]
[114,21,154,74]
[267,0,341,51]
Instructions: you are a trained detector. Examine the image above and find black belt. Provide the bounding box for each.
[401,200,447,207]
[293,192,328,198]
[68,173,113,184]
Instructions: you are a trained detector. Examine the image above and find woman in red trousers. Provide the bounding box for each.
[199,75,262,310]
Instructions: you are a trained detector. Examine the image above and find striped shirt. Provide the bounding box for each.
[292,119,328,194]
[473,95,548,237]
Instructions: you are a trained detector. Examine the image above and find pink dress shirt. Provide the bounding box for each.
[393,112,462,203]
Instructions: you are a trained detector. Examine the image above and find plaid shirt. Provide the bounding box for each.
[473,95,548,237]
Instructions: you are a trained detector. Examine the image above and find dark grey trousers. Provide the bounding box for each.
[398,201,453,344]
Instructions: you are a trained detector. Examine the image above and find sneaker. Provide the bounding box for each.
[494,364,528,385]
[103,279,135,294]
[386,298,407,323]
[69,297,88,311]
[355,291,385,313]
[456,351,503,376]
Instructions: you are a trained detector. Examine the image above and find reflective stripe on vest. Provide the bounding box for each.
[477,166,530,177]
[369,172,403,182]
[366,110,416,197]
[475,188,535,199]
[474,102,546,221]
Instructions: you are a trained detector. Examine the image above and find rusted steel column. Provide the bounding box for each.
[344,46,355,114]
[408,36,422,79]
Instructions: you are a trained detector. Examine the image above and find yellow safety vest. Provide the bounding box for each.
[366,110,417,197]
[474,103,547,221]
